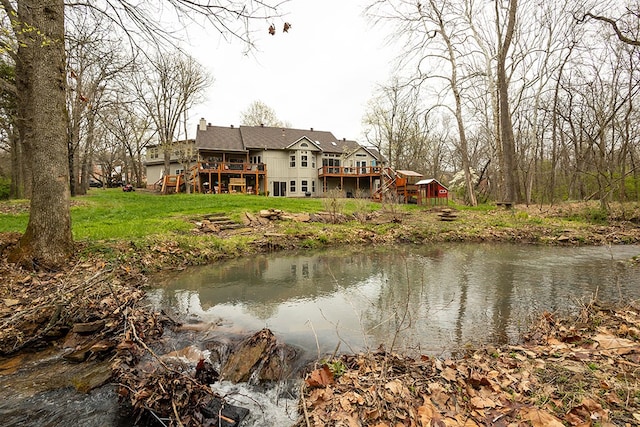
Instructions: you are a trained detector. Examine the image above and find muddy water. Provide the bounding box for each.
[2,243,639,426]
[149,243,640,356]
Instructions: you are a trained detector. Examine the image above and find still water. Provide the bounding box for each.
[149,243,640,357]
[3,243,640,427]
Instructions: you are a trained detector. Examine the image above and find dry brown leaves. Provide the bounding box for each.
[298,302,640,426]
[0,233,148,355]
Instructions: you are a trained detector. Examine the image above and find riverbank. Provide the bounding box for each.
[296,299,640,426]
[1,201,639,425]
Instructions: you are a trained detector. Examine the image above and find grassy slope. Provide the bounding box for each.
[1,190,639,270]
[0,189,352,239]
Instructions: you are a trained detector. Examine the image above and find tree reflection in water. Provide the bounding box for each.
[148,244,640,356]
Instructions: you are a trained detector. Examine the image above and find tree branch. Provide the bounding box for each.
[0,76,16,96]
[580,12,640,47]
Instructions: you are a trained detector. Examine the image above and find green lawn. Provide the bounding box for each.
[0,189,383,241]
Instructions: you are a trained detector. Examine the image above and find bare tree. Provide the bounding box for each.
[495,0,519,203]
[363,79,423,170]
[366,0,479,205]
[101,100,156,188]
[66,12,130,195]
[133,50,211,177]
[425,0,477,205]
[580,6,640,47]
[240,100,290,127]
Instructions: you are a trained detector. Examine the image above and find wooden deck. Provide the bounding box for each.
[162,161,267,194]
[317,166,382,178]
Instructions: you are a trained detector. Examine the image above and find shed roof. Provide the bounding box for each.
[416,178,448,190]
[396,170,424,177]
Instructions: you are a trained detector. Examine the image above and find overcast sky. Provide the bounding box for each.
[183,1,397,142]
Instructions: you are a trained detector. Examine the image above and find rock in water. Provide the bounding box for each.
[221,328,285,383]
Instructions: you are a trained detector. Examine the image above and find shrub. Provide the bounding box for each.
[0,177,10,200]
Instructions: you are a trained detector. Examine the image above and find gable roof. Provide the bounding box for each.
[363,146,387,163]
[285,136,322,150]
[239,126,339,150]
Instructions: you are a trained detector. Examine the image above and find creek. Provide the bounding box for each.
[2,243,639,426]
[149,243,640,356]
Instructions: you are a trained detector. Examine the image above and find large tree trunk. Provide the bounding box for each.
[9,0,73,269]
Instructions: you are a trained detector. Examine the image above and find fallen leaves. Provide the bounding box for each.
[306,364,335,388]
[520,407,564,427]
[297,301,640,426]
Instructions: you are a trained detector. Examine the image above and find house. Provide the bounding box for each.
[145,139,196,188]
[145,119,387,197]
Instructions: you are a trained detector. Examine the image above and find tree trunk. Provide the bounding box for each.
[496,0,519,203]
[430,0,476,206]
[9,0,73,269]
[9,129,23,199]
[79,107,97,194]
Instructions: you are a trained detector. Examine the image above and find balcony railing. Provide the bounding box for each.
[317,166,382,177]
[196,161,266,173]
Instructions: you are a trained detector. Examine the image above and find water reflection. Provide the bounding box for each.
[148,244,640,356]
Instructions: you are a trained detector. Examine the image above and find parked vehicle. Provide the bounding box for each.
[122,184,135,192]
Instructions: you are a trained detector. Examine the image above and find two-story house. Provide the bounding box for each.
[146,119,386,197]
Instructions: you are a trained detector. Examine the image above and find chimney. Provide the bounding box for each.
[230,124,234,128]
[310,127,314,131]
[199,118,207,131]
[260,123,264,127]
[343,138,346,141]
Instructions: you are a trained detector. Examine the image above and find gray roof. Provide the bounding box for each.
[196,126,245,152]
[194,124,366,154]
[239,126,341,151]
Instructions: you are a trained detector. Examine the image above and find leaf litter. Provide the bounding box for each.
[296,300,640,426]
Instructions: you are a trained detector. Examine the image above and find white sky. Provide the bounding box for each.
[182,1,397,142]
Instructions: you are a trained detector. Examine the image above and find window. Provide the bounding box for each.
[322,158,341,167]
[312,156,316,168]
[312,180,315,193]
[290,153,296,168]
[300,142,309,148]
[301,180,308,192]
[322,158,340,173]
[175,169,184,175]
[290,180,296,192]
[301,154,308,168]
[149,147,159,159]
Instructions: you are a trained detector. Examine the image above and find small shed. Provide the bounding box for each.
[416,179,449,206]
